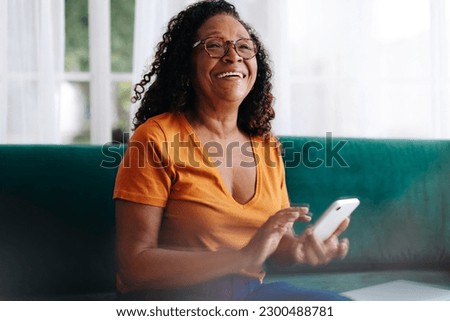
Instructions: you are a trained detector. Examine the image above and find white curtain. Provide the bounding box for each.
[1,0,64,144]
[132,0,450,139]
[281,0,450,139]
[130,0,190,131]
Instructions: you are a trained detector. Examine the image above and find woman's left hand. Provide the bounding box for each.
[290,218,350,266]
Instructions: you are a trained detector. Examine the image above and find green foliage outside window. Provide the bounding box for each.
[65,0,89,71]
[111,0,135,72]
[65,0,135,143]
[65,0,135,72]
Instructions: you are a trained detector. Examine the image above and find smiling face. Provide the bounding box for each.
[191,14,257,111]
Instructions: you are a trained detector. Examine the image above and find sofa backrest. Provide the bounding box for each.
[0,139,449,299]
[279,136,450,272]
[0,145,123,299]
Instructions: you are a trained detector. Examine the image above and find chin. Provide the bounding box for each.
[219,89,251,102]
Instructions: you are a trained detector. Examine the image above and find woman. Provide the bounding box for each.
[114,0,350,301]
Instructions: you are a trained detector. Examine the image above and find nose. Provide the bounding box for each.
[222,42,243,63]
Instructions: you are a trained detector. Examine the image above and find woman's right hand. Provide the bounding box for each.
[240,207,311,271]
[116,200,311,291]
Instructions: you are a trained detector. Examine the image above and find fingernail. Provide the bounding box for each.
[289,212,300,220]
[300,207,310,214]
[292,203,309,209]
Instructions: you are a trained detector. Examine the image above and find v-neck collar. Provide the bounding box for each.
[178,113,260,208]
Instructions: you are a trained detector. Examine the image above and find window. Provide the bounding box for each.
[3,0,449,144]
[283,0,449,138]
[63,0,135,144]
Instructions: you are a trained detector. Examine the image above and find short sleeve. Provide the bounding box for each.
[276,144,290,209]
[260,135,291,209]
[113,120,174,207]
[279,161,290,208]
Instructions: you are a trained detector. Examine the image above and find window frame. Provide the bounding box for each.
[63,0,133,144]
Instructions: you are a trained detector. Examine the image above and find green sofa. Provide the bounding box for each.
[0,137,449,300]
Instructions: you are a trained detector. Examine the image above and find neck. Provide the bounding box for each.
[187,103,241,140]
[189,110,240,140]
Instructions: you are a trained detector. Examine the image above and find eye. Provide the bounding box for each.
[237,40,254,51]
[238,44,251,51]
[205,39,224,49]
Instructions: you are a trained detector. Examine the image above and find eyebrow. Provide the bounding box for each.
[199,30,250,40]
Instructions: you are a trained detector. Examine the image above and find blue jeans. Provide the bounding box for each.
[118,275,351,301]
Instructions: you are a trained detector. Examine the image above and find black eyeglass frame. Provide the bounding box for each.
[192,37,259,60]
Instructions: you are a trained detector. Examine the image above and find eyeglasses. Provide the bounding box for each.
[192,37,258,60]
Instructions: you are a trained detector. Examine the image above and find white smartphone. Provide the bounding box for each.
[312,198,360,241]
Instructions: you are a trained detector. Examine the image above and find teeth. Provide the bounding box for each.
[217,71,244,79]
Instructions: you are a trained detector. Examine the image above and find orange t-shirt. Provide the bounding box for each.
[113,112,290,252]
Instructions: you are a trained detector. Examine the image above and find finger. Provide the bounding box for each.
[324,235,347,259]
[304,228,329,264]
[291,241,305,263]
[292,205,311,215]
[337,238,349,259]
[297,214,312,223]
[332,217,350,237]
[272,219,295,232]
[287,206,312,222]
[266,211,301,236]
[278,207,302,217]
[324,235,340,254]
[266,210,297,227]
[298,233,319,265]
[273,209,300,224]
[290,203,310,213]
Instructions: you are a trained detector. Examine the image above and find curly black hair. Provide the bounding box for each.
[132,0,275,139]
